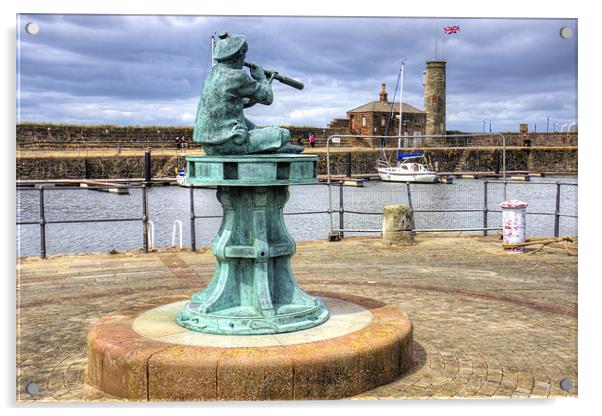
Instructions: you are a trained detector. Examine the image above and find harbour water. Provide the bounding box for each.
[16,176,577,258]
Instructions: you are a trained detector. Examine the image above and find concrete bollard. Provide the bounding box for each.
[500,199,528,253]
[382,204,414,245]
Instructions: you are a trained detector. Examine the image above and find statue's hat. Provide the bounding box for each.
[213,32,247,61]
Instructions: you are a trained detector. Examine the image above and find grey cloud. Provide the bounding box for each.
[17,15,577,132]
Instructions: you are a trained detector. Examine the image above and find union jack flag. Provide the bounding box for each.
[444,25,460,34]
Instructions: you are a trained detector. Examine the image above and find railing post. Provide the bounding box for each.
[338,181,344,239]
[38,185,47,259]
[142,184,149,253]
[554,182,561,237]
[144,148,152,186]
[405,182,415,232]
[190,186,196,252]
[501,134,507,192]
[483,180,488,236]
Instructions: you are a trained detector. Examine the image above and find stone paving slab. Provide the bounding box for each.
[16,235,578,402]
[132,297,372,348]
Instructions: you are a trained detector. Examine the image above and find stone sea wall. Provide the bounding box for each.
[319,148,577,176]
[16,148,577,180]
[16,123,347,149]
[16,156,181,180]
[15,123,577,179]
[469,132,577,147]
[17,123,577,149]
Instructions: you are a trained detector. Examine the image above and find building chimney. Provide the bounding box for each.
[424,60,446,136]
[379,83,388,102]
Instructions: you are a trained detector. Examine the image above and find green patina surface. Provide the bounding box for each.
[178,32,327,334]
[177,154,329,334]
[192,32,302,156]
[185,154,317,186]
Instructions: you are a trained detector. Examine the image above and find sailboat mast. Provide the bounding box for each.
[398,61,405,150]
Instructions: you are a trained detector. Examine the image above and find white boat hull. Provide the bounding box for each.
[378,169,438,183]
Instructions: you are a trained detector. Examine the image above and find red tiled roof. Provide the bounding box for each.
[347,101,425,114]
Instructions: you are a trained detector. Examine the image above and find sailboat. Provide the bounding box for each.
[378,152,438,183]
[376,61,438,183]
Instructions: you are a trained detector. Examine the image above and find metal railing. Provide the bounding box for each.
[16,177,576,259]
[485,180,578,238]
[326,179,577,239]
[16,184,151,259]
[325,133,508,234]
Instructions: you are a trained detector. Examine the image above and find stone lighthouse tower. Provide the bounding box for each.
[423,59,447,137]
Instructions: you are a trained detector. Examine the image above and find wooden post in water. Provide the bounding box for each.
[345,152,352,178]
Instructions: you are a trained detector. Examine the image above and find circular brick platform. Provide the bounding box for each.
[86,291,413,401]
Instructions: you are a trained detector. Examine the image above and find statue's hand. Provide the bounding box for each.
[249,62,266,81]
[242,97,256,108]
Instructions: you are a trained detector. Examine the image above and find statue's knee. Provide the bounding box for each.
[280,129,290,145]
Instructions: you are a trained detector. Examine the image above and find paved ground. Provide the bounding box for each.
[16,235,578,402]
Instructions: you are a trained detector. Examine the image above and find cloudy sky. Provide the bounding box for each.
[16,14,577,132]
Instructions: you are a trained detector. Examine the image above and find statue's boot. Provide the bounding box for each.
[247,126,290,153]
[276,143,304,154]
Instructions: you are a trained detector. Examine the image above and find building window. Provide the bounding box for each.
[362,116,367,127]
[381,115,386,127]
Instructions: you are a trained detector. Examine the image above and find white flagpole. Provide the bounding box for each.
[434,22,438,59]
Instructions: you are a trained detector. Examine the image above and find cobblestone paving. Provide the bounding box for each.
[16,235,578,402]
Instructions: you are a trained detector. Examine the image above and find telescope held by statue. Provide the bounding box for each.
[243,62,304,90]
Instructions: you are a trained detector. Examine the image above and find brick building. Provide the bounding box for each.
[346,83,426,142]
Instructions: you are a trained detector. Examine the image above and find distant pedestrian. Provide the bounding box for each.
[309,133,316,148]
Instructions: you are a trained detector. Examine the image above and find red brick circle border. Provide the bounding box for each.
[86,291,413,401]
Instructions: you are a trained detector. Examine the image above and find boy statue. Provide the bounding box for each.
[193,32,303,155]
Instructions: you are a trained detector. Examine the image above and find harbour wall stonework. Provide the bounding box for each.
[16,148,577,180]
[16,123,347,149]
[16,156,179,180]
[16,123,577,149]
[320,148,577,176]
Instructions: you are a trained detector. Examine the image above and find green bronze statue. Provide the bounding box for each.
[177,32,329,335]
[193,32,304,155]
